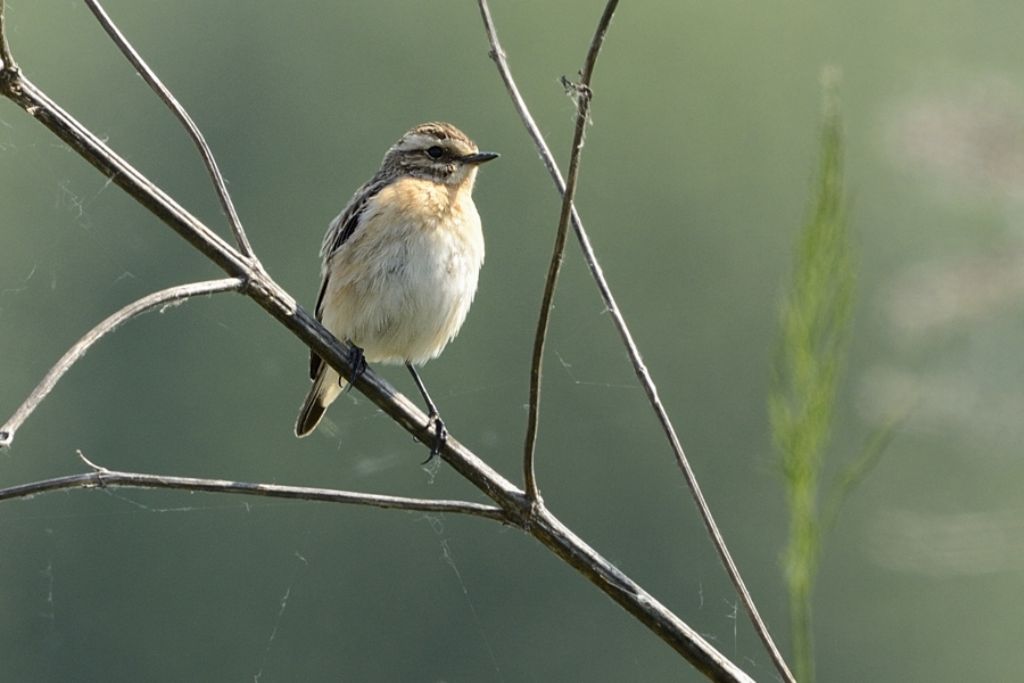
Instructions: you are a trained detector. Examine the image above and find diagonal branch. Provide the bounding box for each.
[83,0,257,261]
[0,450,509,521]
[476,3,795,682]
[522,0,619,503]
[0,278,244,449]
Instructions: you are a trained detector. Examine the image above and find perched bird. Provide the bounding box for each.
[295,122,497,456]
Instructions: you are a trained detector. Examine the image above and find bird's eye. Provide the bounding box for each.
[425,146,444,160]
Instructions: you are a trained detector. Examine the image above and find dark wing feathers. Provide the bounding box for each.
[308,178,387,381]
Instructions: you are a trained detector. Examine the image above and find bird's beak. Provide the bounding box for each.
[461,151,500,165]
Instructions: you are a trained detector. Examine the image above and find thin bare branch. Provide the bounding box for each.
[83,0,257,261]
[476,3,794,681]
[0,452,508,521]
[0,15,755,680]
[523,0,619,503]
[0,278,243,449]
[476,1,564,199]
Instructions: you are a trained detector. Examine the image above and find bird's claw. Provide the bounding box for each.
[341,345,367,392]
[422,414,448,464]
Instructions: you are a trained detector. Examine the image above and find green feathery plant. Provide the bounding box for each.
[769,69,855,683]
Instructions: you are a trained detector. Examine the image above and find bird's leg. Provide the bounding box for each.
[341,344,367,393]
[407,363,447,460]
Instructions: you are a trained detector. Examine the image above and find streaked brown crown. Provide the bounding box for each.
[379,122,496,184]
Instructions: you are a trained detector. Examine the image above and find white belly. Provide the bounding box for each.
[319,209,484,366]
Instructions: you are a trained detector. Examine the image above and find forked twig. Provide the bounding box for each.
[0,278,244,448]
[476,2,795,681]
[83,0,257,261]
[522,0,619,503]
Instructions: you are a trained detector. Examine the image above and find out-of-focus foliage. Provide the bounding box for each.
[770,72,853,683]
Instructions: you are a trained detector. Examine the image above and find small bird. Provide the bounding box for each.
[295,122,497,456]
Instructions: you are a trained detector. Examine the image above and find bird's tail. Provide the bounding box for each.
[294,369,345,438]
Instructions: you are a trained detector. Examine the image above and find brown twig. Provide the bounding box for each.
[82,0,257,261]
[0,450,509,521]
[522,0,619,504]
[476,2,795,681]
[0,278,244,448]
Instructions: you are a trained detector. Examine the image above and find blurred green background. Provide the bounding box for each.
[3,1,1024,681]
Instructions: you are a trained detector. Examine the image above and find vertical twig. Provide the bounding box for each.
[0,0,14,74]
[476,3,795,681]
[82,0,257,261]
[523,0,619,503]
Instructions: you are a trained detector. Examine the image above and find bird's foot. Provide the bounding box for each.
[422,413,448,464]
[341,345,367,392]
